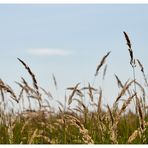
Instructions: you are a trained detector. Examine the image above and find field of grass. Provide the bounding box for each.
[0,32,148,144]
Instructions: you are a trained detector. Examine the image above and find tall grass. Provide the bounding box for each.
[0,32,148,144]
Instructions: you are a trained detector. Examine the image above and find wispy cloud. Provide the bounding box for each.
[27,48,73,56]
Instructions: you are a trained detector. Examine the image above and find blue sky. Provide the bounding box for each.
[1,4,148,105]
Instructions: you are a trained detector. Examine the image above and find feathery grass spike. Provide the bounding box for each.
[114,74,123,88]
[68,83,80,105]
[52,74,58,90]
[137,59,144,72]
[123,32,134,65]
[17,58,40,96]
[115,80,134,103]
[95,51,111,76]
[123,31,132,49]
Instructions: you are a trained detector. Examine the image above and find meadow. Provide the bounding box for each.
[0,32,148,144]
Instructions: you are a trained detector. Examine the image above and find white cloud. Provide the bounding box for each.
[27,48,73,56]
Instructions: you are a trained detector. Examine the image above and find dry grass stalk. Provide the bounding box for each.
[18,88,24,102]
[128,129,139,143]
[136,96,145,131]
[68,83,80,105]
[134,81,145,102]
[81,86,97,91]
[76,91,83,98]
[137,59,148,87]
[0,82,18,103]
[21,77,37,94]
[114,74,123,88]
[103,64,108,80]
[28,95,42,108]
[52,74,58,90]
[40,87,53,99]
[123,32,137,113]
[128,122,147,144]
[21,77,34,93]
[114,75,132,97]
[67,87,83,98]
[8,122,16,144]
[115,93,136,125]
[127,97,147,143]
[105,108,118,144]
[97,88,102,113]
[56,100,65,113]
[109,125,118,144]
[88,83,94,102]
[123,32,134,66]
[73,107,83,114]
[28,129,38,144]
[21,77,28,86]
[123,31,132,49]
[73,106,84,115]
[107,104,114,125]
[21,120,30,134]
[134,80,146,116]
[15,81,24,88]
[16,79,34,101]
[67,87,83,95]
[95,51,111,76]
[17,58,40,98]
[109,93,136,144]
[115,80,134,103]
[74,98,88,114]
[137,59,144,73]
[57,100,64,108]
[17,77,42,108]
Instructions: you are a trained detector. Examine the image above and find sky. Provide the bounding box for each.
[1,4,148,106]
